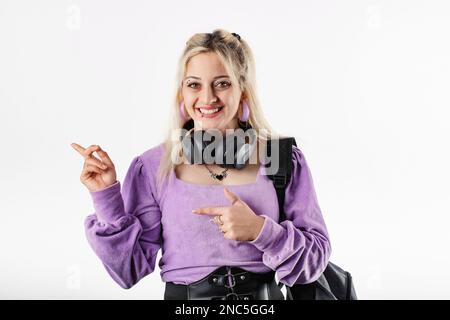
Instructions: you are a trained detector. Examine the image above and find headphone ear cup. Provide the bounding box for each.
[180,119,195,163]
[180,132,193,164]
[180,128,203,164]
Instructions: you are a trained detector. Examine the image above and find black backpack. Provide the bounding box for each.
[265,137,358,300]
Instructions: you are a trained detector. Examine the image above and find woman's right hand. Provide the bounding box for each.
[71,143,117,192]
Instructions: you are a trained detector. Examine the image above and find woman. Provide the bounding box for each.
[71,29,332,300]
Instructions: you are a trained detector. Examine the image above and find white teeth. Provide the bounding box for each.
[199,108,220,114]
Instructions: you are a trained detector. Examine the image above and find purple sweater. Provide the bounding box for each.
[85,143,332,289]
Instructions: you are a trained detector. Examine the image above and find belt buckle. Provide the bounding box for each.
[225,292,239,300]
[224,293,253,300]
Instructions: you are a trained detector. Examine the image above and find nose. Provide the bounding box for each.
[200,85,218,105]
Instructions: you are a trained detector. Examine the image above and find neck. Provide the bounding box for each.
[194,118,239,135]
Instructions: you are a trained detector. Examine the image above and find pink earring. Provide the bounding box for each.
[239,100,250,122]
[180,101,188,121]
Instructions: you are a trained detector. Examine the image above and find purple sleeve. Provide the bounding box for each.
[249,146,332,286]
[84,155,162,289]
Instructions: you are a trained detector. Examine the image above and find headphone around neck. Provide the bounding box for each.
[179,119,257,170]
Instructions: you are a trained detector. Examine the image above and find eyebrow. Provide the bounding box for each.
[184,75,230,81]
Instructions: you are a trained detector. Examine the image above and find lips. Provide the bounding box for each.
[195,105,224,118]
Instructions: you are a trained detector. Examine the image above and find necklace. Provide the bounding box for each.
[204,164,229,181]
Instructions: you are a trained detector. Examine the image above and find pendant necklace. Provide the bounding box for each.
[204,164,229,181]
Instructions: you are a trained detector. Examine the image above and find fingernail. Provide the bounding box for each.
[192,209,197,213]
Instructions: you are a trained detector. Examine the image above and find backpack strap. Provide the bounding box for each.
[265,137,297,222]
[265,137,297,300]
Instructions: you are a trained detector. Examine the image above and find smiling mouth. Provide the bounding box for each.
[195,106,224,117]
[199,107,223,114]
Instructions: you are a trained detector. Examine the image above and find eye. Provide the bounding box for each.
[216,81,231,88]
[186,81,231,89]
[187,82,199,89]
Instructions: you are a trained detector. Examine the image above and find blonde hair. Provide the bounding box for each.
[155,29,281,193]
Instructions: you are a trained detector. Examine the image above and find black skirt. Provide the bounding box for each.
[164,266,285,300]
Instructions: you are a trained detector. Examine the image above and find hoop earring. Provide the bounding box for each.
[239,100,250,122]
[180,101,188,121]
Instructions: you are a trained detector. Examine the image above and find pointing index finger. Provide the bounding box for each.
[192,207,228,215]
[70,143,86,156]
[71,143,100,159]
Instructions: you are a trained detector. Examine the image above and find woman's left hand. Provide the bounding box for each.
[192,187,265,241]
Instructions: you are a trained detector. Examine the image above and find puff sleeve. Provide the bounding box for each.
[84,156,162,289]
[249,146,332,286]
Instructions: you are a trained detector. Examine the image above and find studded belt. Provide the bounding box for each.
[164,266,285,300]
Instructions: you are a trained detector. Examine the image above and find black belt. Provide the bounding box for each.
[164,266,285,300]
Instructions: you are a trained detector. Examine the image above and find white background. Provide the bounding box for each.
[1,0,449,299]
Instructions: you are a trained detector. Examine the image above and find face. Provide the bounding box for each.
[181,52,243,133]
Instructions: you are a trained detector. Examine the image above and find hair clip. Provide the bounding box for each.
[231,33,241,41]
